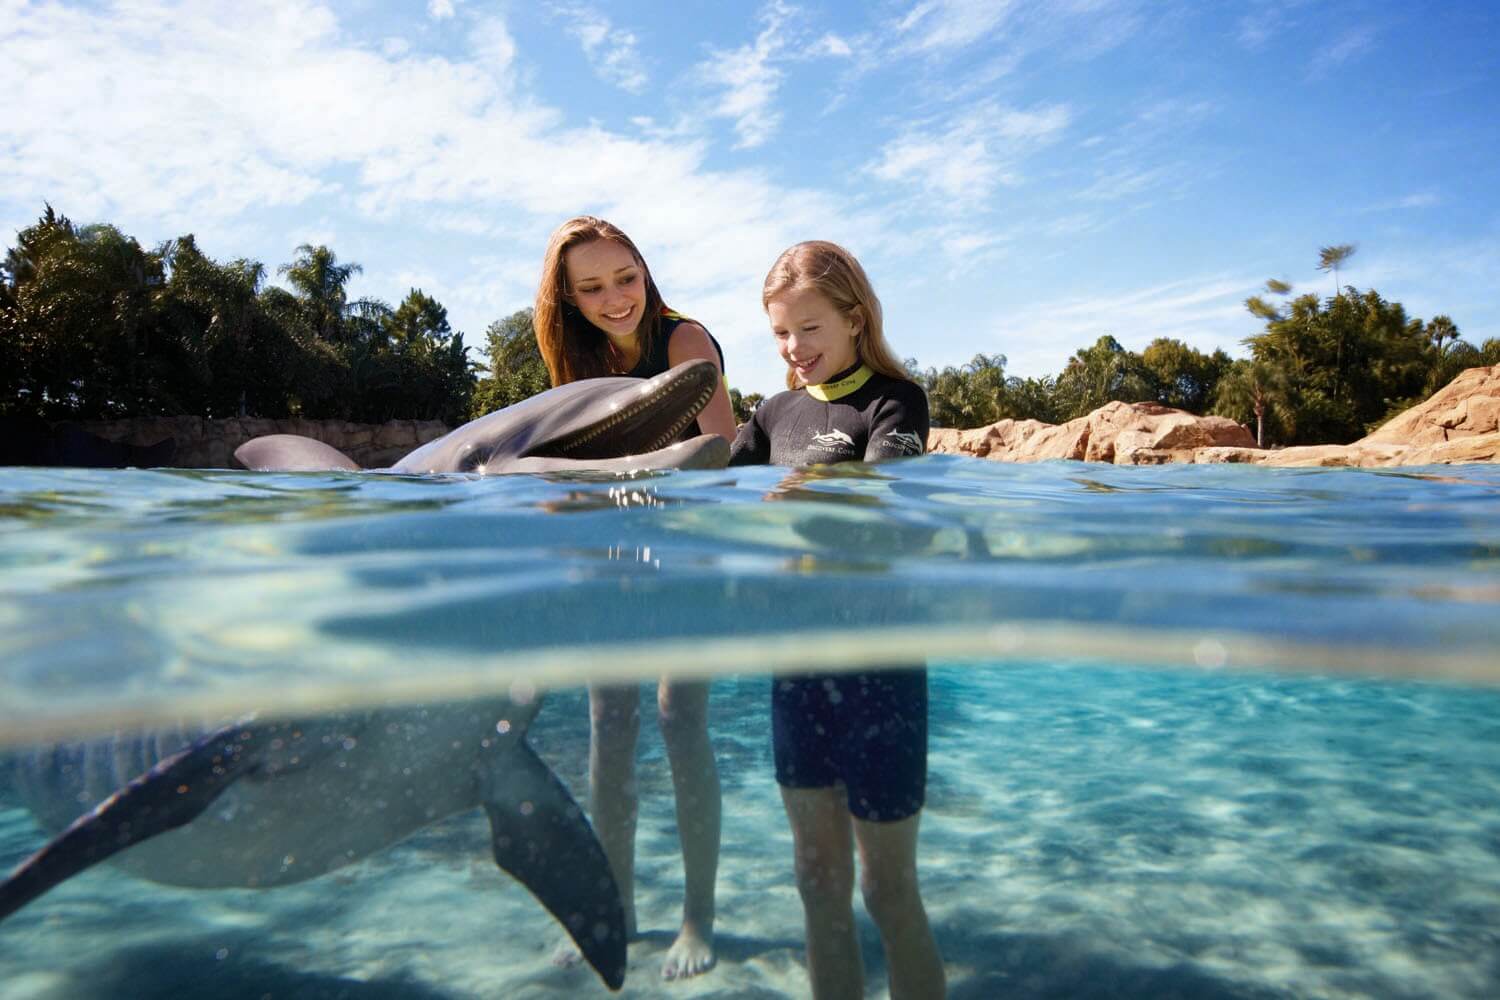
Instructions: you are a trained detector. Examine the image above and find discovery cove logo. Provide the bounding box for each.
[809,429,856,452]
[885,430,924,455]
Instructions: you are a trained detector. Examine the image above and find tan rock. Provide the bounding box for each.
[927,366,1500,467]
[1363,365,1500,445]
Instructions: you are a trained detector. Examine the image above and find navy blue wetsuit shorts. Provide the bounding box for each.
[772,667,928,822]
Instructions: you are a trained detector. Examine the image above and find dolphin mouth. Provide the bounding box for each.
[533,360,719,461]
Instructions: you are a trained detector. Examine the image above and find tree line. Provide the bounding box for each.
[2,207,474,424]
[4,212,1495,447]
[910,246,1498,445]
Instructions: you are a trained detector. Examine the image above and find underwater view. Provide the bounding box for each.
[1,456,1498,999]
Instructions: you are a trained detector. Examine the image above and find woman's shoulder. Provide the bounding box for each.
[663,314,725,369]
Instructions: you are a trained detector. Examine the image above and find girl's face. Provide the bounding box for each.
[766,285,861,386]
[563,238,648,341]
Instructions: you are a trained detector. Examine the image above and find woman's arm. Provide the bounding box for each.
[667,322,738,442]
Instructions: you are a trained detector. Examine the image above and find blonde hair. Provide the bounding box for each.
[534,216,667,386]
[762,241,912,390]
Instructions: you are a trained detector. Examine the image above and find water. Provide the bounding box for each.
[1,457,1497,998]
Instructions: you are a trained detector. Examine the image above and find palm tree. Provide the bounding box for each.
[1211,359,1294,447]
[1426,315,1459,353]
[277,244,362,344]
[1317,244,1356,299]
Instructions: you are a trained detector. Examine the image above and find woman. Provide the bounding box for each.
[534,216,734,980]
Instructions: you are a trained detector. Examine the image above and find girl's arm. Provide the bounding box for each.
[863,383,930,462]
[666,322,737,442]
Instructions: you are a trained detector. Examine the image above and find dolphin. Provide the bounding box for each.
[0,695,628,990]
[234,359,730,475]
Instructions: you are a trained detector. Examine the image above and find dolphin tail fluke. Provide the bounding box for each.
[481,742,627,991]
[0,721,262,923]
[234,434,362,472]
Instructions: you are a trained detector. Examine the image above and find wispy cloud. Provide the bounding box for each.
[696,2,796,149]
[1235,0,1317,50]
[1308,24,1377,80]
[427,0,456,20]
[893,0,1019,53]
[547,3,648,94]
[1073,165,1173,202]
[866,102,1071,209]
[1360,191,1440,213]
[996,274,1259,376]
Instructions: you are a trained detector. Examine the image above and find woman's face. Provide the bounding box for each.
[766,285,861,386]
[563,238,648,342]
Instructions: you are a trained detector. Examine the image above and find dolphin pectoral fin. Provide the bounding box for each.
[0,720,265,922]
[234,434,362,472]
[481,742,627,991]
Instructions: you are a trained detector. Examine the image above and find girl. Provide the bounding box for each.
[730,241,945,1000]
[534,216,735,980]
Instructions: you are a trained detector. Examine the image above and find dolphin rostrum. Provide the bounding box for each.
[234,359,730,475]
[1,695,628,990]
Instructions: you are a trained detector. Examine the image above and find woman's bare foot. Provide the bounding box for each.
[661,922,716,980]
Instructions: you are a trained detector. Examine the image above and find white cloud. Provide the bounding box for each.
[697,2,796,150]
[0,0,878,394]
[894,0,1019,53]
[548,3,649,94]
[815,33,853,57]
[427,0,456,20]
[866,102,1070,208]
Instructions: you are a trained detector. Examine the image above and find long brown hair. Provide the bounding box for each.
[762,241,912,390]
[533,216,667,386]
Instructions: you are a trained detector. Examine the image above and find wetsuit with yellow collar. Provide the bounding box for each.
[727,362,928,467]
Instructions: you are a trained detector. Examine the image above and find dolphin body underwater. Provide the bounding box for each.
[0,360,734,992]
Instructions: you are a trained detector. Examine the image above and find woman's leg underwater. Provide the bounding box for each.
[589,682,642,935]
[658,677,721,978]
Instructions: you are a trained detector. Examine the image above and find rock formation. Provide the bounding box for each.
[927,365,1500,467]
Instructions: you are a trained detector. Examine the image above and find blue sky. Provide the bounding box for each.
[3,0,1497,397]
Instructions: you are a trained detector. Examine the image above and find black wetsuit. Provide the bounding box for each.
[624,309,725,377]
[626,309,725,438]
[729,363,931,822]
[727,364,928,467]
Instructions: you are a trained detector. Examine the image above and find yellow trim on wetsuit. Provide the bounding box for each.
[805,364,873,402]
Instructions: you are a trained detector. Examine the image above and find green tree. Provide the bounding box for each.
[913,353,1008,428]
[470,308,550,417]
[1211,359,1294,447]
[729,387,764,425]
[0,206,174,417]
[1139,337,1233,412]
[1317,243,1357,298]
[1243,286,1430,442]
[1052,335,1154,420]
[277,244,362,344]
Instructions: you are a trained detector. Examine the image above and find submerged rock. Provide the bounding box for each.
[928,365,1500,467]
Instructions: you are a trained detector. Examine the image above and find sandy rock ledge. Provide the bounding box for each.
[927,365,1500,468]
